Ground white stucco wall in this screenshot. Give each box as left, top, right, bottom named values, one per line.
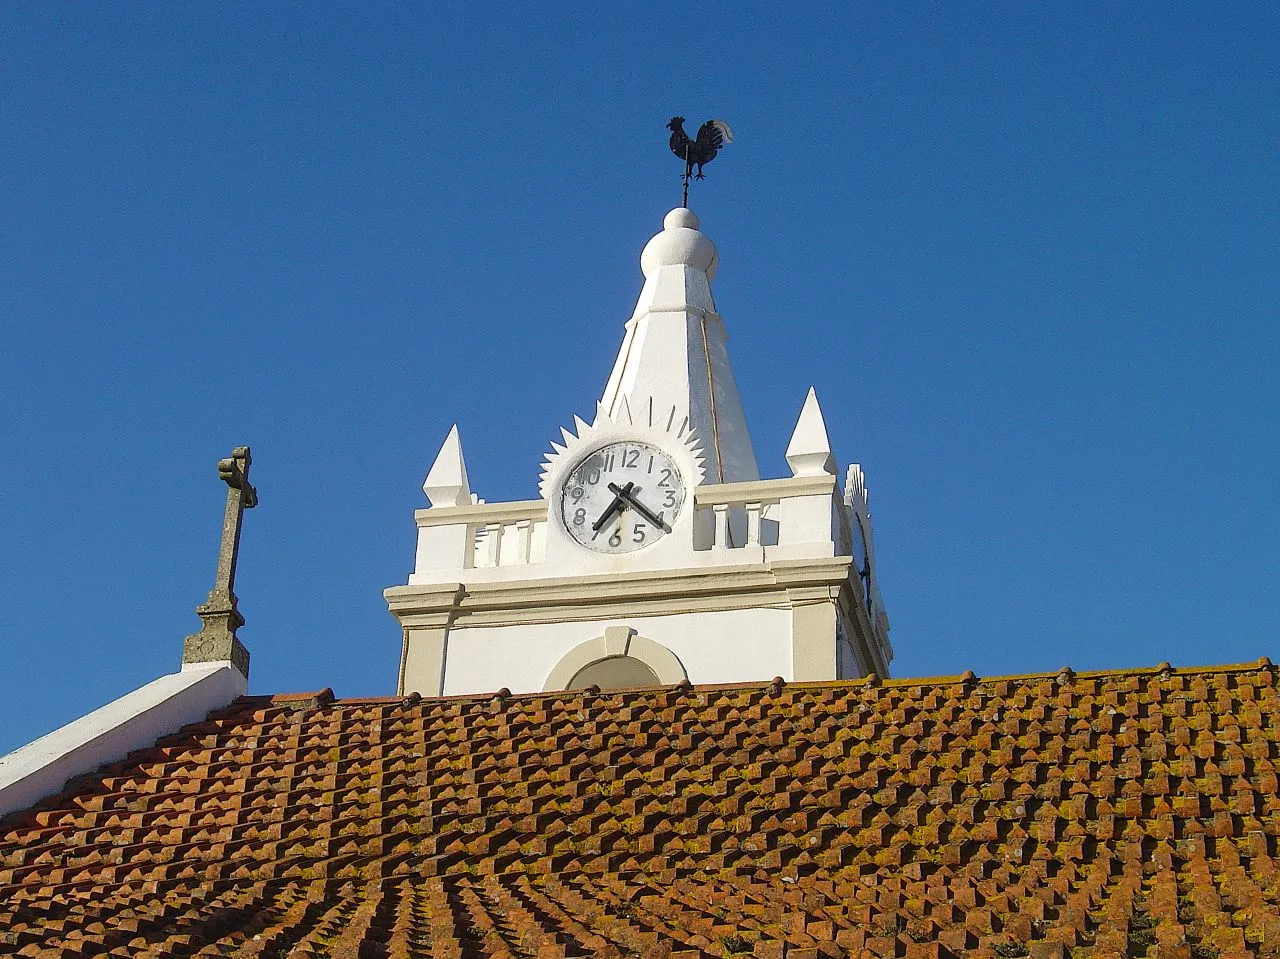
left=441, top=606, right=792, bottom=695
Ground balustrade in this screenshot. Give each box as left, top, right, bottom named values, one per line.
left=693, top=475, right=839, bottom=553
left=471, top=515, right=546, bottom=568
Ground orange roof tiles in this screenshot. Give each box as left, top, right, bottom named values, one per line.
left=2, top=661, right=1279, bottom=957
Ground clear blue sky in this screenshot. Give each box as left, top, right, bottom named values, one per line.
left=2, top=4, right=1277, bottom=754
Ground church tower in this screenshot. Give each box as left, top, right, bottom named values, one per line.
left=386, top=208, right=891, bottom=695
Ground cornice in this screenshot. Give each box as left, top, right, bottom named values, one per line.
left=385, top=556, right=856, bottom=629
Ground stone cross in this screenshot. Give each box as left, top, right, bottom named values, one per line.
left=182, top=446, right=257, bottom=678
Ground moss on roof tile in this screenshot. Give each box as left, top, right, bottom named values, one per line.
left=2, top=661, right=1278, bottom=955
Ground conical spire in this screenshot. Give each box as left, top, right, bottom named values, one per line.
left=785, top=388, right=836, bottom=477
left=422, top=425, right=471, bottom=507
left=599, top=209, right=758, bottom=484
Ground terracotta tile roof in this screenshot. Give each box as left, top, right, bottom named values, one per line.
left=2, top=661, right=1279, bottom=957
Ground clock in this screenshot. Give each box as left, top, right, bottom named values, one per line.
left=559, top=441, right=686, bottom=552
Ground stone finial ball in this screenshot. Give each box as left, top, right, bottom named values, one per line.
left=664, top=208, right=700, bottom=230
left=641, top=207, right=719, bottom=279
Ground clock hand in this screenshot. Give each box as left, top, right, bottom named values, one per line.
left=627, top=494, right=672, bottom=533
left=608, top=482, right=672, bottom=533
left=591, top=481, right=634, bottom=532
left=591, top=495, right=623, bottom=532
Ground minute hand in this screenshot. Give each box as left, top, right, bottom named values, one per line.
left=608, top=483, right=672, bottom=533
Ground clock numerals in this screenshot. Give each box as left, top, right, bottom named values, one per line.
left=560, top=442, right=685, bottom=553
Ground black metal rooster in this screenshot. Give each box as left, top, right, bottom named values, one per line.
left=667, top=117, right=733, bottom=205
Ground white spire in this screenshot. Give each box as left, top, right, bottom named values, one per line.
left=785, top=388, right=836, bottom=477
left=599, top=208, right=758, bottom=484
left=422, top=424, right=472, bottom=507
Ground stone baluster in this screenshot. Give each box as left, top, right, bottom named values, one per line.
left=745, top=502, right=763, bottom=547
left=515, top=519, right=533, bottom=564
left=484, top=523, right=503, bottom=567
left=713, top=503, right=730, bottom=550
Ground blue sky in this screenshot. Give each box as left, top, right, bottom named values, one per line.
left=2, top=4, right=1276, bottom=754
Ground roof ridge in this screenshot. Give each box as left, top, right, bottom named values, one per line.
left=229, top=657, right=1276, bottom=709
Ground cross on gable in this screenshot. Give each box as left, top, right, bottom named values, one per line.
left=219, top=447, right=257, bottom=507
left=211, top=447, right=257, bottom=600
left=182, top=445, right=258, bottom=678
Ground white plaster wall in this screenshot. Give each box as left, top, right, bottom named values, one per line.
left=603, top=309, right=758, bottom=487
left=441, top=606, right=793, bottom=695
left=698, top=313, right=758, bottom=484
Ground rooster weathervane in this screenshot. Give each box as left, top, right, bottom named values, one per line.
left=667, top=117, right=734, bottom=207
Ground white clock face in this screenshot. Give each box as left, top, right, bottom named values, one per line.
left=559, top=442, right=685, bottom=553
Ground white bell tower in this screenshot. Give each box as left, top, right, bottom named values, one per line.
left=386, top=208, right=891, bottom=696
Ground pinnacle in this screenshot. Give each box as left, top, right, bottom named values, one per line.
left=422, top=424, right=472, bottom=508
left=785, top=388, right=836, bottom=477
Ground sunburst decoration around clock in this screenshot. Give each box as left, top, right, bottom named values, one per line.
left=538, top=396, right=708, bottom=502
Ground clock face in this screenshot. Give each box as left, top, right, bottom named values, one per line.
left=559, top=441, right=686, bottom=552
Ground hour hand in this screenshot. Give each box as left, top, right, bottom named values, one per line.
left=608, top=482, right=671, bottom=533
left=592, top=482, right=633, bottom=531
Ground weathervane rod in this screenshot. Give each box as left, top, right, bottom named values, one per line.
left=682, top=145, right=691, bottom=208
